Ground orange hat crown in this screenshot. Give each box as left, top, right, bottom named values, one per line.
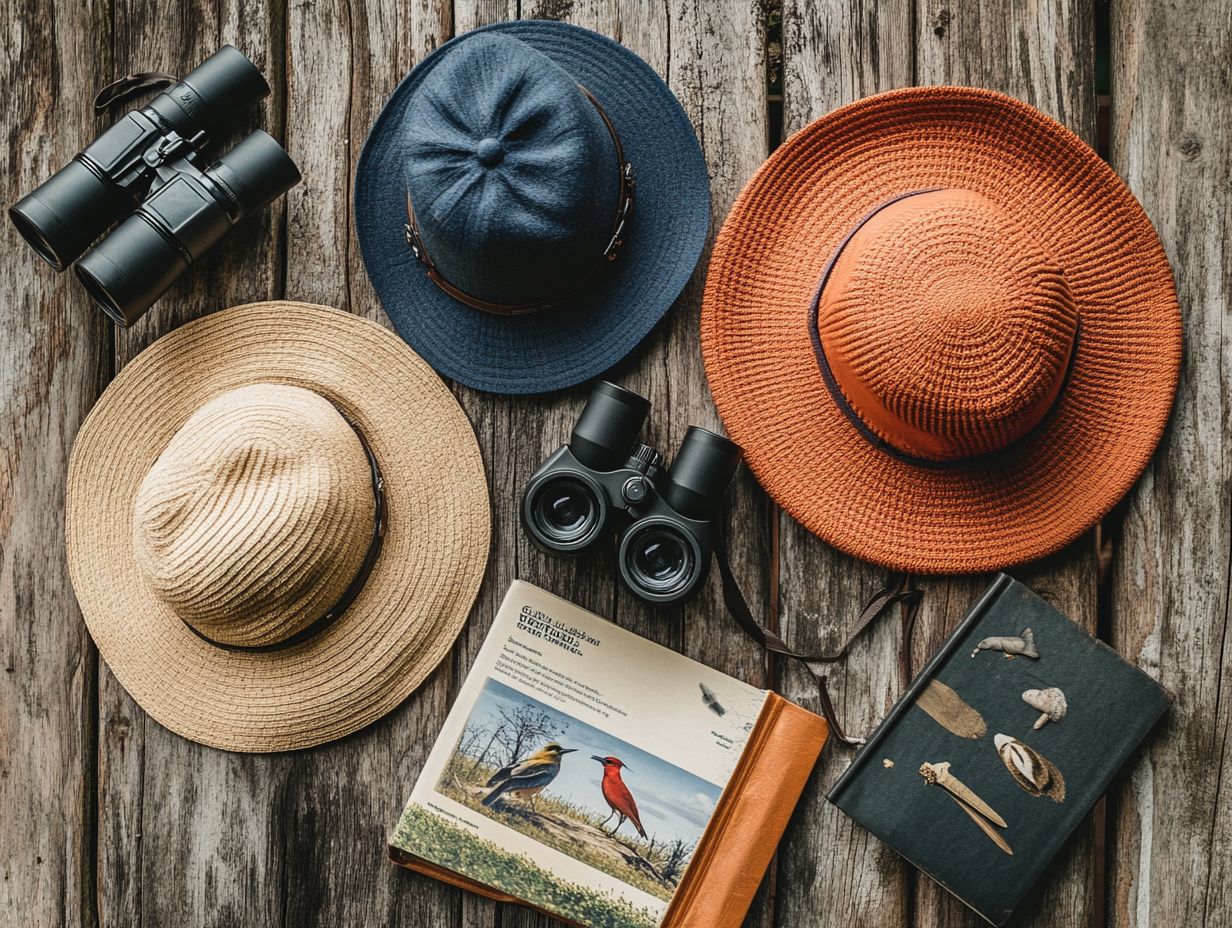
left=815, top=188, right=1080, bottom=464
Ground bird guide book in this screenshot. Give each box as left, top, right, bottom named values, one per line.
left=388, top=581, right=828, bottom=928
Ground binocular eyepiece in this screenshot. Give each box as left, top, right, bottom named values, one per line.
left=9, top=45, right=300, bottom=326
left=522, top=382, right=742, bottom=604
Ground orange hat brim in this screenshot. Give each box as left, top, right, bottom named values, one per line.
left=701, top=87, right=1181, bottom=574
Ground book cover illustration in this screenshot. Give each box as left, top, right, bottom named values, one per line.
left=827, top=574, right=1171, bottom=925
left=390, top=581, right=768, bottom=928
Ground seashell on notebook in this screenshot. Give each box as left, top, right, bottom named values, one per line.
left=994, top=734, right=1066, bottom=802
left=1021, top=687, right=1067, bottom=729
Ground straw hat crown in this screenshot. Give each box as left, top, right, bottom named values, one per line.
left=132, top=383, right=375, bottom=648
left=818, top=188, right=1079, bottom=462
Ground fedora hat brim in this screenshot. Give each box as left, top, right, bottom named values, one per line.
left=66, top=303, right=491, bottom=751
left=701, top=87, right=1182, bottom=574
left=354, top=21, right=711, bottom=395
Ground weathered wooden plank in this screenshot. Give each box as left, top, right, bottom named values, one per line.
left=776, top=2, right=1099, bottom=926
left=443, top=4, right=772, bottom=927
left=579, top=2, right=775, bottom=924
left=277, top=1, right=468, bottom=926
left=97, top=3, right=289, bottom=926
left=914, top=0, right=1097, bottom=130
left=911, top=3, right=1100, bottom=927
left=1107, top=1, right=1232, bottom=926
left=0, top=3, right=112, bottom=927
left=774, top=3, right=915, bottom=925
left=445, top=2, right=591, bottom=925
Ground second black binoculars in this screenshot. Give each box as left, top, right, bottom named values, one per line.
left=522, top=382, right=743, bottom=604
left=9, top=45, right=301, bottom=327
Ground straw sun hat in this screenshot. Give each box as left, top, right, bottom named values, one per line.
left=702, top=87, right=1182, bottom=574
left=65, top=302, right=490, bottom=751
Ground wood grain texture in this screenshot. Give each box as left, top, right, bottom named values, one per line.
left=776, top=2, right=1100, bottom=927
left=1107, top=0, right=1232, bottom=926
left=5, top=1, right=1221, bottom=926
left=0, top=3, right=112, bottom=927
left=97, top=4, right=289, bottom=927
left=911, top=3, right=1100, bottom=926
left=443, top=4, right=772, bottom=927
left=774, top=3, right=915, bottom=925
left=278, top=2, right=465, bottom=928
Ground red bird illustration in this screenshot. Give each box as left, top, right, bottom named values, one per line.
left=592, top=755, right=647, bottom=838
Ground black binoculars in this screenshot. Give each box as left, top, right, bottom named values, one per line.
left=522, top=382, right=743, bottom=604
left=9, top=45, right=301, bottom=327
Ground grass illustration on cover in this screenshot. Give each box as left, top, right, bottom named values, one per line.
left=389, top=580, right=780, bottom=928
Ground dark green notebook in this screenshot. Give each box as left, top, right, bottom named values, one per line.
left=828, top=574, right=1170, bottom=925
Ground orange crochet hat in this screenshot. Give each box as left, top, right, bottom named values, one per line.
left=701, top=87, right=1181, bottom=573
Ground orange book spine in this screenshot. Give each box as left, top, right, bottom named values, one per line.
left=661, top=693, right=829, bottom=928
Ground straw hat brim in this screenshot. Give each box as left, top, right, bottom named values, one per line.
left=701, top=87, right=1181, bottom=574
left=66, top=302, right=491, bottom=751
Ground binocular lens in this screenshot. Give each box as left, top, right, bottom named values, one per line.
left=531, top=478, right=602, bottom=546
left=622, top=524, right=698, bottom=599
left=9, top=160, right=131, bottom=271
left=662, top=426, right=742, bottom=520
left=176, top=45, right=270, bottom=131
left=570, top=382, right=651, bottom=471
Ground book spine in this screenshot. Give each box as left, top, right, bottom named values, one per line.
left=662, top=693, right=829, bottom=928
left=827, top=572, right=1014, bottom=804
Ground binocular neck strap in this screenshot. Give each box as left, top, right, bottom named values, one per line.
left=94, top=71, right=178, bottom=114
left=713, top=542, right=923, bottom=747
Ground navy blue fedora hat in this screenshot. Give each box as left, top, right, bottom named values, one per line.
left=354, top=21, right=710, bottom=394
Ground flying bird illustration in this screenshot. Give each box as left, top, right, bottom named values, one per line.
left=481, top=742, right=576, bottom=810
left=699, top=681, right=726, bottom=716
left=592, top=755, right=647, bottom=839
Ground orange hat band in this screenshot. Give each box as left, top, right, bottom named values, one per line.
left=808, top=189, right=1082, bottom=471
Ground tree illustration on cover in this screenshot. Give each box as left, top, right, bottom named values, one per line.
left=592, top=755, right=648, bottom=838
left=482, top=741, right=577, bottom=811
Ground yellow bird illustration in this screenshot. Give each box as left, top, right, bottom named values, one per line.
left=481, top=742, right=576, bottom=811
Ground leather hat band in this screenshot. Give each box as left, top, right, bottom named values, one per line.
left=808, top=189, right=1081, bottom=471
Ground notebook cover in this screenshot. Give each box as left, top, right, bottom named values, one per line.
left=827, top=574, right=1171, bottom=925
left=388, top=581, right=827, bottom=928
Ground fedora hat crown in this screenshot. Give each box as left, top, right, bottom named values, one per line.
left=131, top=383, right=376, bottom=648
left=818, top=188, right=1080, bottom=463
left=403, top=32, right=622, bottom=306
